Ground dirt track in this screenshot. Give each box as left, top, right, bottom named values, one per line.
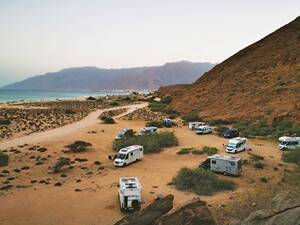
left=0, top=104, right=288, bottom=225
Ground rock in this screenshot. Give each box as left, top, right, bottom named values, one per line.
left=155, top=198, right=217, bottom=225
left=114, top=195, right=174, bottom=225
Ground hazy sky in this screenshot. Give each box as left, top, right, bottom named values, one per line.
left=0, top=0, right=299, bottom=86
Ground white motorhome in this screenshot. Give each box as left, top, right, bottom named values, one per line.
left=226, top=137, right=247, bottom=154
left=138, top=126, right=158, bottom=135
left=278, top=136, right=300, bottom=151
left=195, top=125, right=213, bottom=135
left=115, top=128, right=134, bottom=139
left=200, top=154, right=242, bottom=176
left=114, top=145, right=144, bottom=167
left=118, top=177, right=142, bottom=211
left=188, top=122, right=206, bottom=130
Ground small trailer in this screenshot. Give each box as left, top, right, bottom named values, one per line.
left=226, top=137, right=247, bottom=154
left=278, top=136, right=300, bottom=150
left=138, top=126, right=158, bottom=135
left=188, top=122, right=206, bottom=130
left=114, top=145, right=144, bottom=167
left=115, top=128, right=134, bottom=139
left=195, top=125, right=213, bottom=135
left=200, top=154, right=242, bottom=176
left=118, top=177, right=142, bottom=211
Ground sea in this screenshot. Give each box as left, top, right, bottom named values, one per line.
left=0, top=90, right=133, bottom=103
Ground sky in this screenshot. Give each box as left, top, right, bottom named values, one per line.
left=0, top=0, right=299, bottom=86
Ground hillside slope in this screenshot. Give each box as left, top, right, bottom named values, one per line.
left=159, top=17, right=300, bottom=122
left=2, top=61, right=214, bottom=91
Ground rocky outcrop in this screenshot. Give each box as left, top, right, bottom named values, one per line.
left=232, top=192, right=300, bottom=225
left=114, top=195, right=217, bottom=225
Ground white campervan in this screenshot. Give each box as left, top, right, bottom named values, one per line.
left=200, top=154, right=242, bottom=176
left=278, top=136, right=300, bottom=151
left=226, top=137, right=247, bottom=154
left=138, top=127, right=158, bottom=135
left=188, top=122, right=206, bottom=130
left=195, top=125, right=213, bottom=135
left=114, top=145, right=144, bottom=167
left=118, top=177, right=142, bottom=211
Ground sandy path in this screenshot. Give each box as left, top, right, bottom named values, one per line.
left=0, top=103, right=147, bottom=149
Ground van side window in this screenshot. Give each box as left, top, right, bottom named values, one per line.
left=212, top=160, right=216, bottom=164
left=230, top=162, right=235, bottom=166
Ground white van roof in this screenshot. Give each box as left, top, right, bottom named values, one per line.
left=119, top=145, right=143, bottom=154
left=119, top=177, right=141, bottom=190
left=279, top=136, right=300, bottom=142
left=229, top=137, right=247, bottom=144
left=141, top=126, right=157, bottom=131
left=208, top=154, right=241, bottom=162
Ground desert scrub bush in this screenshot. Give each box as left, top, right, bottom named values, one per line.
left=52, top=158, right=70, bottom=173
left=65, top=141, right=92, bottom=153
left=0, top=151, right=9, bottom=167
left=282, top=149, right=300, bottom=165
left=0, top=119, right=11, bottom=126
left=201, top=146, right=218, bottom=156
left=181, top=111, right=200, bottom=123
left=215, top=126, right=229, bottom=136
left=100, top=116, right=115, bottom=124
left=86, top=96, right=96, bottom=101
left=65, top=109, right=75, bottom=114
left=109, top=101, right=120, bottom=106
left=113, top=131, right=178, bottom=153
left=149, top=102, right=167, bottom=112
left=177, top=148, right=194, bottom=155
left=255, top=162, right=265, bottom=169
left=160, top=96, right=172, bottom=104
left=248, top=153, right=264, bottom=162
left=146, top=120, right=165, bottom=128
left=172, top=167, right=235, bottom=196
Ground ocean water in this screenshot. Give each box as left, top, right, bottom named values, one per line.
left=0, top=90, right=132, bottom=103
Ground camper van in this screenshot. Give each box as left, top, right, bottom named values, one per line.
left=138, top=126, right=157, bottom=135
left=115, top=128, right=134, bottom=139
left=278, top=136, right=300, bottom=151
left=200, top=154, right=242, bottom=176
left=118, top=177, right=142, bottom=211
left=226, top=137, right=247, bottom=154
left=195, top=125, right=213, bottom=135
left=114, top=145, right=144, bottom=167
left=188, top=122, right=206, bottom=130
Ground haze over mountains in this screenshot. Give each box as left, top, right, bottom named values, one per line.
left=159, top=16, right=300, bottom=122
left=2, top=61, right=214, bottom=91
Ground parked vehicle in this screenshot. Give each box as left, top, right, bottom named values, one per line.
left=114, top=145, right=144, bottom=167
left=115, top=128, right=134, bottom=139
left=138, top=126, right=158, bottom=135
left=223, top=129, right=239, bottom=138
left=226, top=137, right=247, bottom=153
left=195, top=125, right=212, bottom=135
left=164, top=118, right=173, bottom=127
left=199, top=154, right=242, bottom=176
left=278, top=136, right=300, bottom=151
left=188, top=122, right=206, bottom=130
left=118, top=177, right=142, bottom=211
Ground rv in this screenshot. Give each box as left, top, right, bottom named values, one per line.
left=195, top=125, right=213, bottom=135
left=164, top=118, right=173, bottom=127
left=200, top=154, right=242, bottom=176
left=278, top=136, right=300, bottom=151
left=138, top=126, right=157, bottom=135
left=115, top=128, right=134, bottom=139
left=118, top=177, right=142, bottom=211
left=226, top=137, right=247, bottom=153
left=188, top=122, right=206, bottom=130
left=114, top=145, right=144, bottom=167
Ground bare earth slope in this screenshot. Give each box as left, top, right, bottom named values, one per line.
left=159, top=17, right=300, bottom=122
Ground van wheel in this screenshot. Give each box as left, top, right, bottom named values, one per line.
left=123, top=163, right=126, bottom=167
left=223, top=171, right=228, bottom=176
left=235, top=150, right=237, bottom=154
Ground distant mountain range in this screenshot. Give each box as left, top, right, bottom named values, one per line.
left=2, top=61, right=215, bottom=91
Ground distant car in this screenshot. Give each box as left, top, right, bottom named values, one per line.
left=195, top=125, right=212, bottom=135
left=115, top=128, right=134, bottom=139
left=223, top=129, right=239, bottom=138
left=164, top=118, right=173, bottom=127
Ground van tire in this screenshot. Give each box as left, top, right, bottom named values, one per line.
left=223, top=171, right=228, bottom=176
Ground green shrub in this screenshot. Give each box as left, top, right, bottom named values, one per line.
left=146, top=120, right=165, bottom=128
left=260, top=177, right=268, bottom=183
left=181, top=111, right=200, bottom=123
left=110, top=101, right=120, bottom=106
left=255, top=162, right=265, bottom=169
left=149, top=102, right=167, bottom=112
left=100, top=116, right=115, bottom=124
left=0, top=119, right=11, bottom=126
left=282, top=149, right=300, bottom=165
left=160, top=96, right=172, bottom=104
left=113, top=131, right=178, bottom=153
left=65, top=109, right=75, bottom=114
left=249, top=153, right=264, bottom=162
left=65, top=141, right=92, bottom=153
left=0, top=152, right=9, bottom=167
left=52, top=158, right=70, bottom=173
left=172, top=167, right=235, bottom=196
left=191, top=149, right=204, bottom=155
left=201, top=146, right=218, bottom=156
left=177, top=148, right=193, bottom=155
left=215, top=126, right=229, bottom=136
left=86, top=96, right=96, bottom=101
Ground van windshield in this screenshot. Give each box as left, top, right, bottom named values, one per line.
left=117, top=153, right=126, bottom=160
left=228, top=143, right=237, bottom=148
left=280, top=141, right=288, bottom=145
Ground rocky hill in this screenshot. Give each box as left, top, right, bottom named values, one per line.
left=158, top=17, right=300, bottom=122
left=1, top=61, right=214, bottom=91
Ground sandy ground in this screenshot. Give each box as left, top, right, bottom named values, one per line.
left=0, top=103, right=289, bottom=225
